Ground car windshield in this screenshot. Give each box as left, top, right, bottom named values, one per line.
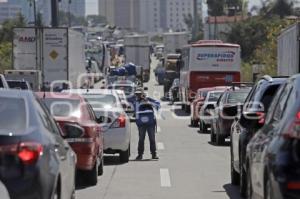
left=111, top=86, right=134, bottom=96
left=42, top=98, right=81, bottom=117
left=227, top=92, right=249, bottom=104
left=0, top=97, right=27, bottom=134
left=7, top=81, right=28, bottom=90
left=199, top=91, right=208, bottom=98
left=208, top=92, right=222, bottom=102
left=83, top=94, right=117, bottom=109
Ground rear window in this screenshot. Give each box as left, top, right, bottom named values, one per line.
left=208, top=92, right=222, bottom=102
left=199, top=91, right=208, bottom=98
left=0, top=97, right=27, bottom=134
left=7, top=81, right=29, bottom=90
left=83, top=94, right=117, bottom=109
left=227, top=92, right=249, bottom=104
left=42, top=98, right=81, bottom=117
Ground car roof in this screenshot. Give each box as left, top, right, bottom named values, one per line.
left=0, top=89, right=34, bottom=98
left=36, top=92, right=84, bottom=100
left=63, top=89, right=117, bottom=95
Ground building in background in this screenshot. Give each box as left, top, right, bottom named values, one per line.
left=59, top=0, right=86, bottom=17
left=98, top=0, right=203, bottom=33
left=0, top=1, right=21, bottom=23
left=3, top=0, right=51, bottom=26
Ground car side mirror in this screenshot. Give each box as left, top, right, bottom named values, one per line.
left=223, top=104, right=243, bottom=118
left=240, top=111, right=265, bottom=129
left=64, top=124, right=84, bottom=138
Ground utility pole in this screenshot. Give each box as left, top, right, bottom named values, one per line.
left=51, top=0, right=59, bottom=27
left=28, top=0, right=37, bottom=26
left=68, top=0, right=72, bottom=27
left=192, top=0, right=199, bottom=41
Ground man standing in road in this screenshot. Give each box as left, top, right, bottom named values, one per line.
left=134, top=89, right=160, bottom=160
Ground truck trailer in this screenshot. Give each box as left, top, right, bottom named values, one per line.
left=12, top=27, right=86, bottom=90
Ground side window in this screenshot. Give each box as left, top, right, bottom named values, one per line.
left=244, top=85, right=257, bottom=108
left=273, top=85, right=292, bottom=121
left=86, top=102, right=96, bottom=121
left=264, top=84, right=286, bottom=123
left=35, top=98, right=60, bottom=135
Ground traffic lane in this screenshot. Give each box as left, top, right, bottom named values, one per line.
left=154, top=104, right=242, bottom=199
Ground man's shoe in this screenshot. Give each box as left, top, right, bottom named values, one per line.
left=135, top=155, right=143, bottom=160
left=152, top=154, right=159, bottom=160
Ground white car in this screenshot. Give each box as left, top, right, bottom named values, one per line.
left=64, top=89, right=131, bottom=163
left=0, top=181, right=10, bottom=199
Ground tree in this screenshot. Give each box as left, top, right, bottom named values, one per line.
left=0, top=42, right=12, bottom=73
left=207, top=0, right=226, bottom=16
left=183, top=13, right=203, bottom=40
left=0, top=13, right=26, bottom=42
left=259, top=0, right=294, bottom=18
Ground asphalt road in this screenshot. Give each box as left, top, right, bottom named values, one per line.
left=76, top=58, right=242, bottom=199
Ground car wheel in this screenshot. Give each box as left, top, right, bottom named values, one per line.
left=264, top=174, right=272, bottom=199
left=120, top=146, right=130, bottom=163
left=231, top=144, right=240, bottom=185
left=216, top=124, right=225, bottom=146
left=86, top=162, right=98, bottom=186
left=210, top=127, right=216, bottom=142
left=246, top=164, right=253, bottom=199
left=53, top=182, right=60, bottom=199
left=190, top=119, right=197, bottom=127
left=240, top=161, right=247, bottom=197
left=98, top=157, right=104, bottom=176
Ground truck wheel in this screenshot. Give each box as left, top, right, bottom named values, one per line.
left=216, top=134, right=225, bottom=146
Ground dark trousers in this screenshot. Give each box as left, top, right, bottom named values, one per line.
left=137, top=124, right=157, bottom=155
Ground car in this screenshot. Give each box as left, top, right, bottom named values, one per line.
left=246, top=74, right=300, bottom=199
left=190, top=86, right=228, bottom=127
left=210, top=88, right=251, bottom=145
left=108, top=81, right=137, bottom=106
left=198, top=90, right=225, bottom=133
left=0, top=74, right=9, bottom=89
left=168, top=78, right=180, bottom=104
left=230, top=75, right=287, bottom=197
left=6, top=80, right=31, bottom=90
left=64, top=89, right=131, bottom=163
left=0, top=181, right=10, bottom=199
left=0, top=90, right=76, bottom=199
left=37, top=92, right=104, bottom=186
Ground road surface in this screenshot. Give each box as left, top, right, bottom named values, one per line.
left=76, top=58, right=242, bottom=199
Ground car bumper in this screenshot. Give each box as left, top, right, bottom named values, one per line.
left=104, top=127, right=130, bottom=152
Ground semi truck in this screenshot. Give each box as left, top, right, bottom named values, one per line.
left=124, top=35, right=151, bottom=82
left=12, top=27, right=86, bottom=90
left=180, top=40, right=241, bottom=112
left=277, top=22, right=300, bottom=76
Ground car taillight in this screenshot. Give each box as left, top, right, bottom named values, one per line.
left=18, top=142, right=43, bottom=165
left=282, top=112, right=300, bottom=139
left=256, top=112, right=265, bottom=124
left=287, top=182, right=300, bottom=190
left=0, top=142, right=43, bottom=165
left=111, top=115, right=126, bottom=128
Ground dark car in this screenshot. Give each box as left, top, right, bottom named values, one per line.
left=246, top=74, right=300, bottom=199
left=168, top=78, right=180, bottom=104
left=37, top=92, right=104, bottom=186
left=0, top=74, right=9, bottom=89
left=230, top=75, right=287, bottom=197
left=0, top=90, right=76, bottom=199
left=7, top=80, right=31, bottom=90
left=211, top=88, right=250, bottom=145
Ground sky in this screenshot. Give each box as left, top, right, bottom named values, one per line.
left=85, top=0, right=263, bottom=16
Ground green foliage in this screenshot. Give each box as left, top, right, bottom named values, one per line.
left=0, top=42, right=12, bottom=73
left=207, top=0, right=226, bottom=16
left=0, top=13, right=26, bottom=42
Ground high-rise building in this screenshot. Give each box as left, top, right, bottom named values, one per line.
left=0, top=1, right=21, bottom=23
left=98, top=0, right=203, bottom=33
left=59, top=0, right=86, bottom=17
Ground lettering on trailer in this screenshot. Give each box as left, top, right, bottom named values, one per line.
left=18, top=36, right=36, bottom=42
left=197, top=51, right=235, bottom=62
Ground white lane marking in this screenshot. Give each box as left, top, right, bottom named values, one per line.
left=160, top=168, right=171, bottom=187
left=157, top=142, right=165, bottom=150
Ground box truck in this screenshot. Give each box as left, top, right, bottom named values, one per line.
left=163, top=32, right=189, bottom=57
left=277, top=22, right=300, bottom=76
left=12, top=27, right=86, bottom=90
left=124, top=35, right=151, bottom=82
left=180, top=40, right=241, bottom=112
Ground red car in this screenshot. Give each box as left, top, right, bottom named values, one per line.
left=190, top=87, right=228, bottom=127
left=36, top=92, right=104, bottom=186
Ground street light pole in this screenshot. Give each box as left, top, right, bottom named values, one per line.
left=68, top=0, right=72, bottom=27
